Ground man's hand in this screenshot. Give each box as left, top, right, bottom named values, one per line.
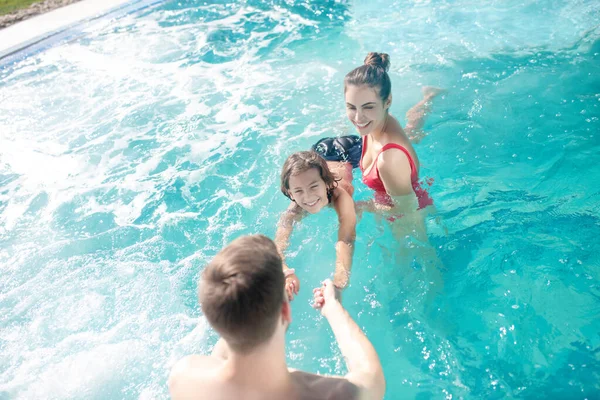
left=312, top=279, right=339, bottom=314
left=284, top=268, right=300, bottom=301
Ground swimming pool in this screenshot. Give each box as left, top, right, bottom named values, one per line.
left=1, top=0, right=599, bottom=398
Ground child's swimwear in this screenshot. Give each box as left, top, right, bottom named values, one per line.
left=312, top=135, right=362, bottom=168
left=360, top=136, right=433, bottom=210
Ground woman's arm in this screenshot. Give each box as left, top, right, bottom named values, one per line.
left=378, top=149, right=414, bottom=197
left=332, top=187, right=357, bottom=290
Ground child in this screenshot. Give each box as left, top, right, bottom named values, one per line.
left=275, top=151, right=356, bottom=300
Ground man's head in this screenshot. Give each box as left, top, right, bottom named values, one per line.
left=199, top=234, right=288, bottom=353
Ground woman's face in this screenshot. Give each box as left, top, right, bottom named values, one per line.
left=345, top=84, right=390, bottom=136
left=287, top=168, right=328, bottom=214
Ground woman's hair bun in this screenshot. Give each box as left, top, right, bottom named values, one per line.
left=364, top=52, right=390, bottom=72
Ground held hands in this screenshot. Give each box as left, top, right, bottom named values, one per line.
left=284, top=268, right=300, bottom=301
left=312, top=279, right=340, bottom=315
left=284, top=269, right=343, bottom=305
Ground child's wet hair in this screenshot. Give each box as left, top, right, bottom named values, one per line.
left=280, top=151, right=338, bottom=201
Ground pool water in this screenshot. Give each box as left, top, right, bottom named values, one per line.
left=1, top=0, right=599, bottom=398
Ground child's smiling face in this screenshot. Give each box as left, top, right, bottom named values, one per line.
left=288, top=168, right=328, bottom=213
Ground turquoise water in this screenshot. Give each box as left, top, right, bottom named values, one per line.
left=1, top=0, right=599, bottom=398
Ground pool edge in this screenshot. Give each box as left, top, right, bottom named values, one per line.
left=0, top=0, right=166, bottom=62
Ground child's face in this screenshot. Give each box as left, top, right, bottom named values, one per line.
left=288, top=168, right=328, bottom=214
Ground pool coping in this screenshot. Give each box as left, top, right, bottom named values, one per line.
left=0, top=0, right=165, bottom=62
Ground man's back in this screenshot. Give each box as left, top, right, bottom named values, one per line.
left=169, top=355, right=361, bottom=400
left=171, top=235, right=385, bottom=400
left=290, top=370, right=360, bottom=400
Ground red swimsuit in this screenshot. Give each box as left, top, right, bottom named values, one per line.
left=359, top=135, right=433, bottom=209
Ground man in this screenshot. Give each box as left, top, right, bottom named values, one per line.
left=168, top=234, right=385, bottom=400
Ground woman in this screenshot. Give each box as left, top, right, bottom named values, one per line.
left=344, top=52, right=445, bottom=303
left=344, top=52, right=442, bottom=212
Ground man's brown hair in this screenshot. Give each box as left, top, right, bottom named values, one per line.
left=199, top=234, right=285, bottom=353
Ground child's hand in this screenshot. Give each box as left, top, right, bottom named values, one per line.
left=284, top=268, right=300, bottom=301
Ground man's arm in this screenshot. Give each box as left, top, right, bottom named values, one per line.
left=168, top=340, right=228, bottom=399
left=168, top=355, right=213, bottom=400
left=332, top=188, right=357, bottom=290
left=314, top=280, right=386, bottom=400
left=168, top=356, right=190, bottom=398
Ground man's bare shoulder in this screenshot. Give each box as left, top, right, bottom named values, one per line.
left=290, top=370, right=360, bottom=400
left=169, top=355, right=222, bottom=399
left=172, top=354, right=220, bottom=374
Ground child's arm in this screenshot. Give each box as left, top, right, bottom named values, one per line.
left=332, top=187, right=357, bottom=290
left=275, top=203, right=304, bottom=299
left=275, top=202, right=303, bottom=267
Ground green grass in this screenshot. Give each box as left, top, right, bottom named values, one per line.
left=0, top=0, right=42, bottom=16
